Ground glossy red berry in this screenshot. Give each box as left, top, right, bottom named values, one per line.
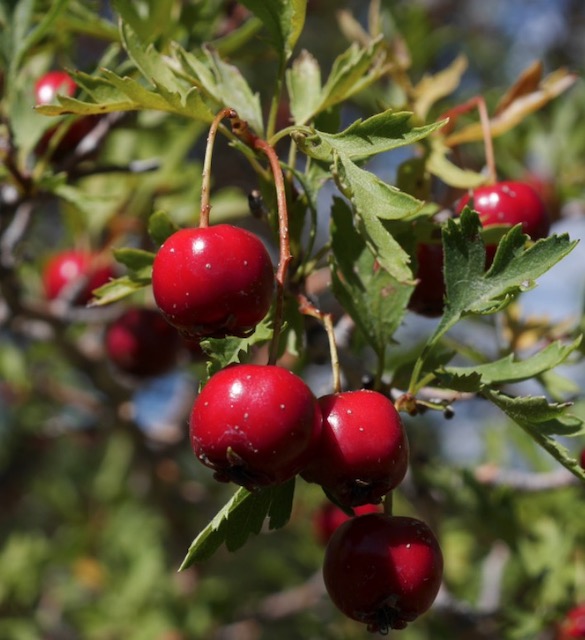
left=43, top=250, right=114, bottom=305
left=312, top=501, right=382, bottom=546
left=301, top=390, right=409, bottom=507
left=457, top=181, right=550, bottom=241
left=408, top=242, right=445, bottom=317
left=190, top=364, right=322, bottom=489
left=557, top=604, right=585, bottom=639
left=34, top=71, right=97, bottom=160
left=35, top=71, right=77, bottom=105
left=105, top=307, right=182, bottom=377
left=152, top=225, right=274, bottom=339
left=323, top=513, right=443, bottom=632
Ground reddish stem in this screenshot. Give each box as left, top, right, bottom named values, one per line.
left=229, top=113, right=292, bottom=365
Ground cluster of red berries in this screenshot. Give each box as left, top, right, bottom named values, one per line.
left=409, top=180, right=551, bottom=317
left=35, top=68, right=445, bottom=631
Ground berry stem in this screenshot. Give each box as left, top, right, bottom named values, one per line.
left=297, top=294, right=342, bottom=393
left=476, top=96, right=497, bottom=185
left=438, top=95, right=497, bottom=184
left=229, top=112, right=292, bottom=365
left=200, top=108, right=237, bottom=228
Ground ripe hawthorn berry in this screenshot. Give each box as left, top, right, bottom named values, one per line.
left=34, top=70, right=98, bottom=160
left=152, top=225, right=274, bottom=339
left=323, top=513, right=443, bottom=632
left=105, top=307, right=182, bottom=377
left=312, top=501, right=382, bottom=546
left=301, top=390, right=409, bottom=508
left=190, top=364, right=322, bottom=490
left=557, top=604, right=585, bottom=639
left=457, top=181, right=551, bottom=242
left=43, top=250, right=114, bottom=305
left=408, top=242, right=445, bottom=317
left=579, top=448, right=585, bottom=470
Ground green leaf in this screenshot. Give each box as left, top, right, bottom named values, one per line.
left=295, top=111, right=445, bottom=162
left=90, top=274, right=151, bottom=306
left=239, top=0, right=307, bottom=61
left=332, top=153, right=423, bottom=283
left=330, top=198, right=412, bottom=355
left=112, top=248, right=155, bottom=272
left=111, top=0, right=175, bottom=43
left=439, top=337, right=582, bottom=389
left=119, top=19, right=179, bottom=91
left=313, top=37, right=388, bottom=119
left=172, top=45, right=263, bottom=134
left=35, top=68, right=212, bottom=121
left=427, top=140, right=488, bottom=189
left=180, top=480, right=295, bottom=569
left=202, top=316, right=274, bottom=377
left=148, top=210, right=179, bottom=246
left=6, top=0, right=69, bottom=89
left=409, top=209, right=577, bottom=392
left=286, top=50, right=322, bottom=125
left=483, top=389, right=585, bottom=481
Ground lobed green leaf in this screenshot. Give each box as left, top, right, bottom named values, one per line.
left=296, top=111, right=445, bottom=162
left=239, top=0, right=306, bottom=62
left=180, top=479, right=295, bottom=569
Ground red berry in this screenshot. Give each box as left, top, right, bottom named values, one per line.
left=312, top=501, right=382, bottom=546
left=190, top=364, right=322, bottom=489
left=579, top=448, right=585, bottom=471
left=35, top=71, right=77, bottom=105
left=408, top=242, right=445, bottom=317
left=34, top=70, right=98, bottom=160
left=105, top=307, right=181, bottom=377
left=152, top=225, right=274, bottom=339
left=43, top=250, right=114, bottom=305
left=558, top=604, right=585, bottom=639
left=301, top=390, right=409, bottom=507
left=323, top=513, right=443, bottom=632
left=457, top=181, right=550, bottom=241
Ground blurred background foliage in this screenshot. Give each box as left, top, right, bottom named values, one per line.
left=1, top=1, right=585, bottom=639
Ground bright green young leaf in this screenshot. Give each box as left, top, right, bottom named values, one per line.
left=148, top=210, right=180, bottom=247
left=330, top=198, right=413, bottom=357
left=172, top=45, right=263, bottom=134
left=483, top=389, right=585, bottom=481
left=179, top=479, right=295, bottom=569
left=112, top=248, right=155, bottom=272
left=295, top=111, right=445, bottom=162
left=119, top=20, right=179, bottom=91
left=439, top=337, right=582, bottom=389
left=332, top=153, right=423, bottom=283
left=90, top=274, right=151, bottom=306
left=239, top=0, right=307, bottom=61
left=313, top=37, right=388, bottom=120
left=286, top=50, right=322, bottom=125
